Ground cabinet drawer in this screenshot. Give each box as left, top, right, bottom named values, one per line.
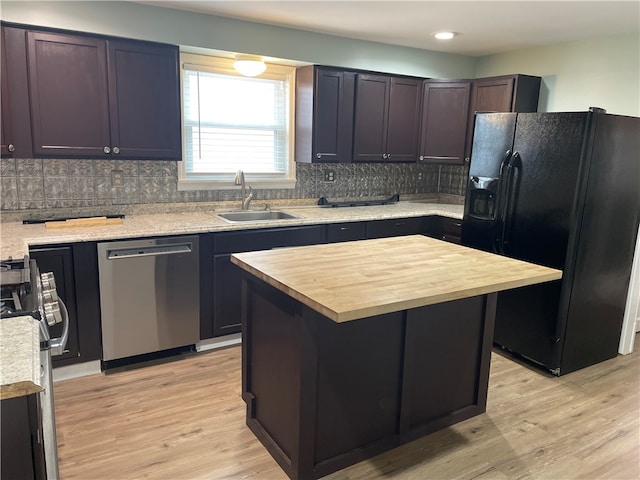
left=327, top=222, right=367, bottom=243
left=366, top=217, right=426, bottom=239
left=213, top=225, right=324, bottom=253
left=440, top=217, right=463, bottom=244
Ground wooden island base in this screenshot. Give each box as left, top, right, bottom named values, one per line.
left=241, top=275, right=496, bottom=480
left=233, top=235, right=561, bottom=480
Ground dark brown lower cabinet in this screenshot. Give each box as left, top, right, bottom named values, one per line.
left=326, top=222, right=367, bottom=243
left=29, top=243, right=102, bottom=367
left=365, top=216, right=428, bottom=238
left=1, top=394, right=46, bottom=480
left=202, top=216, right=461, bottom=340
left=437, top=216, right=463, bottom=244
left=205, top=226, right=325, bottom=338
left=241, top=274, right=496, bottom=480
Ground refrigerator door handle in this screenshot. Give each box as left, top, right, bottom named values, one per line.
left=500, top=151, right=521, bottom=253
left=494, top=150, right=513, bottom=253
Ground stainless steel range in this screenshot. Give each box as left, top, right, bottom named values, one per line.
left=0, top=256, right=68, bottom=480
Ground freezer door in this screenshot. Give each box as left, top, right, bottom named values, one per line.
left=467, top=113, right=516, bottom=178
left=461, top=175, right=502, bottom=252
left=461, top=113, right=516, bottom=251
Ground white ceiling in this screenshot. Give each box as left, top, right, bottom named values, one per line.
left=135, top=1, right=640, bottom=56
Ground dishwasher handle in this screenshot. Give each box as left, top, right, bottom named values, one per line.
left=106, top=243, right=193, bottom=260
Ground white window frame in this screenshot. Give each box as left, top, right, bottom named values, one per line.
left=178, top=52, right=297, bottom=191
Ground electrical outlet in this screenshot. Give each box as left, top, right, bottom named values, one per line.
left=323, top=169, right=336, bottom=182
left=417, top=172, right=423, bottom=181
left=111, top=169, right=124, bottom=188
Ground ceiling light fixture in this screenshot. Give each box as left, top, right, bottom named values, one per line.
left=434, top=31, right=456, bottom=40
left=233, top=54, right=266, bottom=77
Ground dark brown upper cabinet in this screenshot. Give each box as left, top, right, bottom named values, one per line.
left=1, top=28, right=13, bottom=157
left=27, top=31, right=111, bottom=158
left=295, top=65, right=355, bottom=163
left=1, top=25, right=33, bottom=158
left=353, top=74, right=422, bottom=162
left=465, top=74, right=541, bottom=160
left=107, top=40, right=181, bottom=160
left=25, top=29, right=181, bottom=160
left=418, top=80, right=471, bottom=165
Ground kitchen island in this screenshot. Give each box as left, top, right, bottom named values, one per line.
left=231, top=235, right=562, bottom=480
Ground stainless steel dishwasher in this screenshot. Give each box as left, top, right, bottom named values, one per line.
left=97, top=236, right=199, bottom=362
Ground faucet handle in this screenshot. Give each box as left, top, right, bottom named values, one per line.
left=242, top=185, right=253, bottom=209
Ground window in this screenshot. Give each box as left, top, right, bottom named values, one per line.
left=178, top=53, right=296, bottom=190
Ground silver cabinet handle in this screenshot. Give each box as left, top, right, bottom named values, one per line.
left=49, top=298, right=69, bottom=357
left=387, top=153, right=391, bottom=159
left=103, top=146, right=110, bottom=154
left=8, top=144, right=15, bottom=152
left=382, top=153, right=388, bottom=159
left=113, top=146, right=120, bottom=154
left=316, top=153, right=322, bottom=159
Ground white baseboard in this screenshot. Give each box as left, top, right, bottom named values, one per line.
left=53, top=360, right=102, bottom=382
left=196, top=333, right=242, bottom=352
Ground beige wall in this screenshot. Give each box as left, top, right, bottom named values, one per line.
left=0, top=0, right=475, bottom=79
left=475, top=33, right=640, bottom=116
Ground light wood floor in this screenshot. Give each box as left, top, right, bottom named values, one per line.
left=54, top=337, right=640, bottom=480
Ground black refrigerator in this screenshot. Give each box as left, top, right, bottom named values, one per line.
left=461, top=108, right=640, bottom=375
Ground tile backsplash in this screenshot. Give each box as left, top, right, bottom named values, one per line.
left=0, top=158, right=468, bottom=212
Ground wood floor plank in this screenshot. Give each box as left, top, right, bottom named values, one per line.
left=54, top=336, right=640, bottom=479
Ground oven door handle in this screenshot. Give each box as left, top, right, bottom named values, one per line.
left=49, top=298, right=69, bottom=357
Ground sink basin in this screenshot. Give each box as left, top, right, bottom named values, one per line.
left=217, top=210, right=302, bottom=223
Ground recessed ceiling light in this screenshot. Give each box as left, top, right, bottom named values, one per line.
left=434, top=32, right=456, bottom=40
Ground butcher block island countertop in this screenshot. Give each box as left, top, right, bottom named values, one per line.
left=230, top=234, right=562, bottom=323
left=232, top=235, right=562, bottom=480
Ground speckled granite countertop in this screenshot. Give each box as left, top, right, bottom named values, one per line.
left=1, top=202, right=464, bottom=259
left=0, top=316, right=42, bottom=400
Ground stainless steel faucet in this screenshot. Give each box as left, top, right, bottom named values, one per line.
left=234, top=170, right=253, bottom=210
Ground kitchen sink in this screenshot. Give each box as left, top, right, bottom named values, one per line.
left=217, top=210, right=302, bottom=223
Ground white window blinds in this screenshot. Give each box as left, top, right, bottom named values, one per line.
left=179, top=54, right=296, bottom=190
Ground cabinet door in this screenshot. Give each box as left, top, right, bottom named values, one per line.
left=465, top=75, right=516, bottom=163
left=1, top=394, right=46, bottom=480
left=353, top=74, right=390, bottom=162
left=440, top=217, right=463, bottom=244
left=419, top=81, right=470, bottom=165
left=107, top=40, right=181, bottom=160
left=312, top=68, right=355, bottom=163
left=29, top=246, right=80, bottom=366
left=213, top=253, right=243, bottom=336
left=470, top=76, right=515, bottom=114
left=1, top=27, right=13, bottom=157
left=27, top=32, right=111, bottom=158
left=211, top=226, right=324, bottom=338
left=386, top=77, right=422, bottom=162
left=1, top=26, right=32, bottom=158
